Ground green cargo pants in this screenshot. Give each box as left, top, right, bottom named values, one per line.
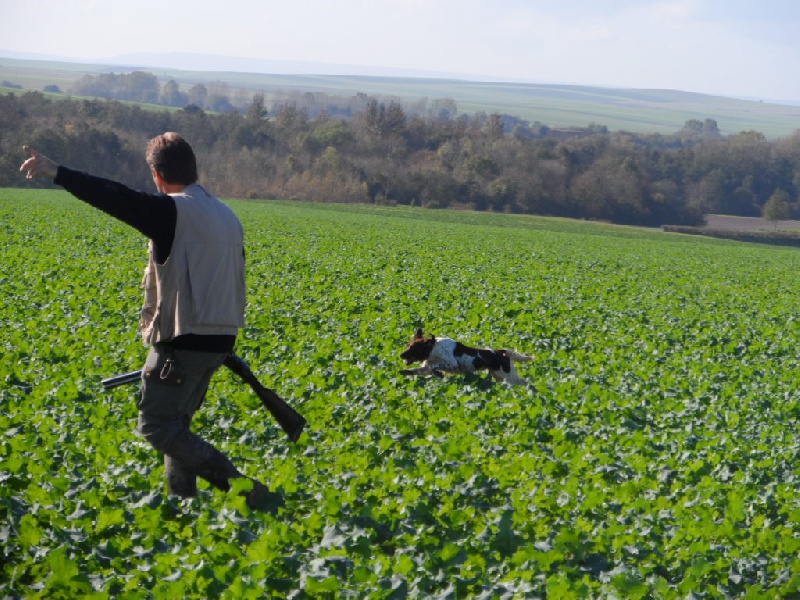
left=137, top=344, right=242, bottom=497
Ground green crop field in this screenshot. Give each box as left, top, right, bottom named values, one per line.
left=2, top=189, right=800, bottom=598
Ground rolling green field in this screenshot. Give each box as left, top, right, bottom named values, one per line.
left=2, top=189, right=800, bottom=598
left=2, top=56, right=800, bottom=138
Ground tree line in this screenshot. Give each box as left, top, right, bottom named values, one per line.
left=2, top=88, right=799, bottom=227
left=68, top=70, right=460, bottom=120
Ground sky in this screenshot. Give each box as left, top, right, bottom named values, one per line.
left=1, top=0, right=799, bottom=102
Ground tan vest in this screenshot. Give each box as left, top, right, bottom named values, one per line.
left=140, top=185, right=245, bottom=345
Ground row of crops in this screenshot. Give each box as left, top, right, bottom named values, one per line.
left=2, top=189, right=800, bottom=598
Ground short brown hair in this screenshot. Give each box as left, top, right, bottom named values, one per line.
left=146, top=132, right=198, bottom=185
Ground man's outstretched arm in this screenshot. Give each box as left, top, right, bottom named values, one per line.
left=20, top=145, right=177, bottom=261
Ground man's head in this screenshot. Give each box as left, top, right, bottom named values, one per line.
left=146, top=132, right=197, bottom=188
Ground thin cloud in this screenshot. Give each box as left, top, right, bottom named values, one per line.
left=0, top=0, right=798, bottom=101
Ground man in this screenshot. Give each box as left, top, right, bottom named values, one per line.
left=20, top=134, right=274, bottom=510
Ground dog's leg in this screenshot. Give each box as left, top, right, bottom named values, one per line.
left=400, top=363, right=446, bottom=378
left=498, top=352, right=532, bottom=385
left=400, top=366, right=428, bottom=377
left=492, top=366, right=527, bottom=385
left=504, top=370, right=528, bottom=385
left=400, top=362, right=445, bottom=378
left=426, top=362, right=451, bottom=378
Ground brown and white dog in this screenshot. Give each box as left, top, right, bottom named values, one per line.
left=400, top=328, right=533, bottom=385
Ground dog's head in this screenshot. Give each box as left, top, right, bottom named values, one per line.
left=400, top=328, right=436, bottom=365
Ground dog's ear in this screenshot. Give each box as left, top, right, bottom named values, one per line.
left=414, top=327, right=424, bottom=340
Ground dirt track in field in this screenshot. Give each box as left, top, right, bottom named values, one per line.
left=704, top=214, right=800, bottom=232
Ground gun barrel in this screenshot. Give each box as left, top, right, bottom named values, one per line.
left=102, top=370, right=142, bottom=390
left=101, top=354, right=306, bottom=443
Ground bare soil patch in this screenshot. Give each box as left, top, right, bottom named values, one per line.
left=704, top=214, right=800, bottom=232
left=663, top=215, right=800, bottom=247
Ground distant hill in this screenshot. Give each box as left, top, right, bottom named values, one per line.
left=1, top=55, right=799, bottom=138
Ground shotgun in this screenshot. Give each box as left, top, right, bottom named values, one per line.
left=102, top=352, right=307, bottom=443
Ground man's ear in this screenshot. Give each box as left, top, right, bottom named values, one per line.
left=151, top=167, right=166, bottom=191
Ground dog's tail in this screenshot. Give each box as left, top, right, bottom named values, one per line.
left=502, top=350, right=534, bottom=363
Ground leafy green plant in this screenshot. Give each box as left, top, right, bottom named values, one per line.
left=2, top=190, right=800, bottom=598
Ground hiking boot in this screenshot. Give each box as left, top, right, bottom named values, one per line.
left=244, top=479, right=285, bottom=513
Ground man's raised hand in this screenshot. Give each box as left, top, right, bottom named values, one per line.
left=20, top=146, right=58, bottom=180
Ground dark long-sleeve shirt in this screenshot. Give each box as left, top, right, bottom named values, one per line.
left=54, top=166, right=235, bottom=353
left=55, top=166, right=177, bottom=264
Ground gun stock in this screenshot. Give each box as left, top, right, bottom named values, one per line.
left=101, top=353, right=306, bottom=443
left=222, top=354, right=307, bottom=443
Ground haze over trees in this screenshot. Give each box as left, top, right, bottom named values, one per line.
left=3, top=83, right=800, bottom=227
